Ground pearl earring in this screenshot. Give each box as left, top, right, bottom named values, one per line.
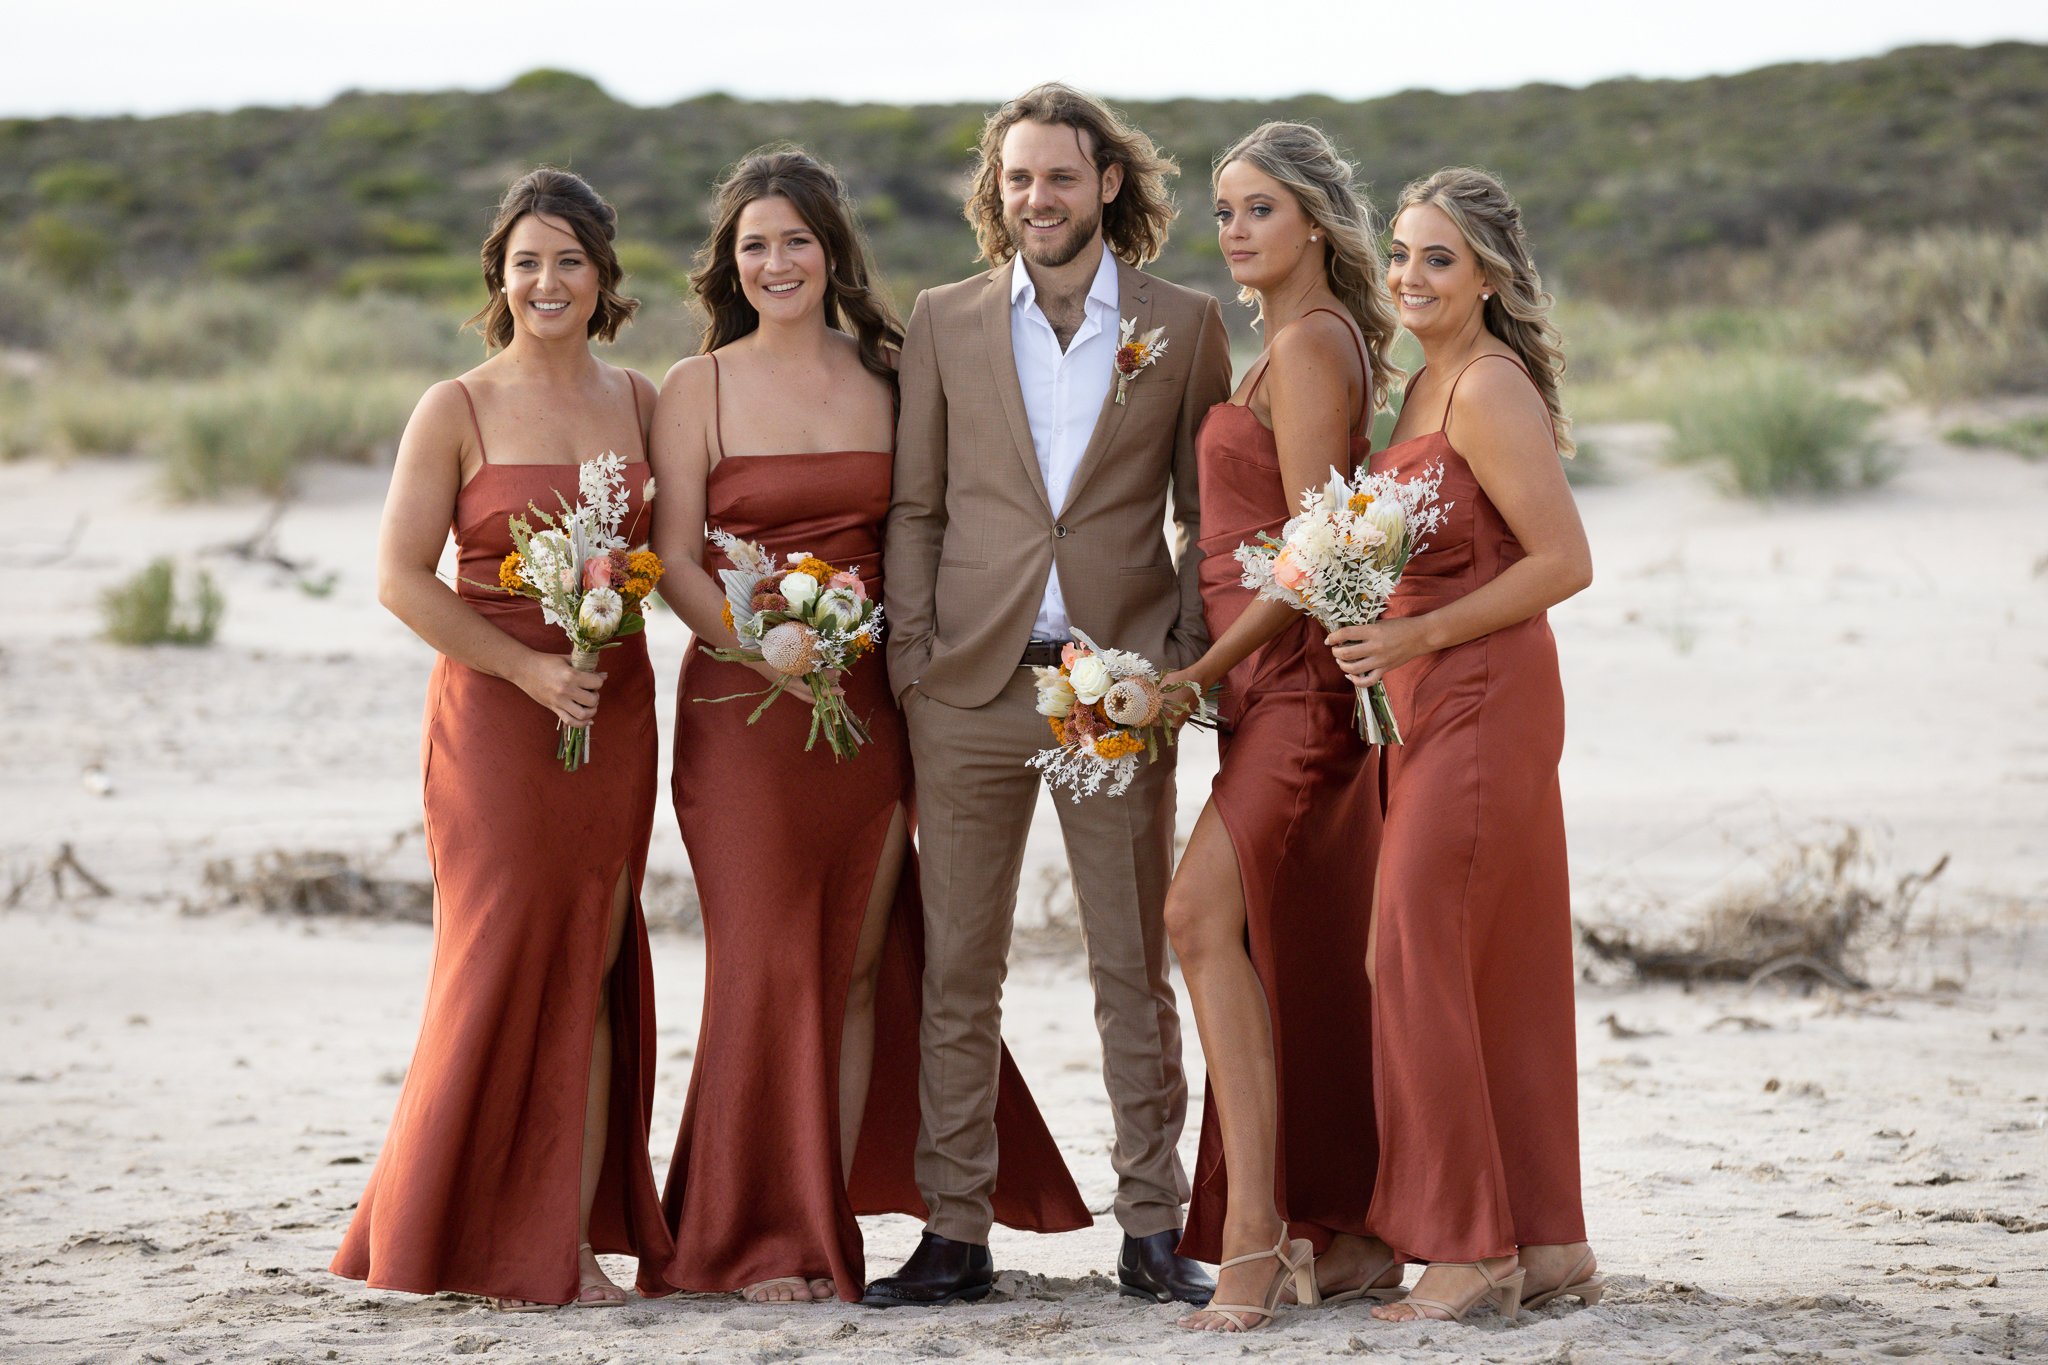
left=1309, top=233, right=1318, bottom=242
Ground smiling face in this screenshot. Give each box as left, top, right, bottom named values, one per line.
left=733, top=194, right=829, bottom=324
left=502, top=212, right=599, bottom=343
left=1387, top=202, right=1491, bottom=341
left=1213, top=158, right=1319, bottom=293
left=999, top=119, right=1122, bottom=270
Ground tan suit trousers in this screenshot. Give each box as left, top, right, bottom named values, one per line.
left=905, top=668, right=1188, bottom=1242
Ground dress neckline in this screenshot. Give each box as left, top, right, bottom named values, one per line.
left=708, top=449, right=891, bottom=475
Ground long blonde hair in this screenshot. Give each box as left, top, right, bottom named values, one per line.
left=1214, top=123, right=1401, bottom=415
left=1396, top=166, right=1574, bottom=456
left=964, top=83, right=1179, bottom=268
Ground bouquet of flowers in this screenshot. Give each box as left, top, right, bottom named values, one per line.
left=1028, top=629, right=1215, bottom=801
left=1234, top=463, right=1450, bottom=745
left=696, top=530, right=882, bottom=761
left=489, top=452, right=663, bottom=771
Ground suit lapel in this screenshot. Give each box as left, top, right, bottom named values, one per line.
left=1059, top=258, right=1150, bottom=516
left=978, top=264, right=1052, bottom=512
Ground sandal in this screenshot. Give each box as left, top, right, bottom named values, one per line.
left=1320, top=1248, right=1408, bottom=1306
left=1521, top=1247, right=1605, bottom=1311
left=1372, top=1258, right=1523, bottom=1324
left=574, top=1242, right=628, bottom=1309
left=1177, top=1234, right=1319, bottom=1333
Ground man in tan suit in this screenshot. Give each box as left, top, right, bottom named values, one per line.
left=864, top=84, right=1231, bottom=1308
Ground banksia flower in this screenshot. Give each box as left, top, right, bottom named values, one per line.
left=760, top=621, right=819, bottom=675
left=1102, top=677, right=1164, bottom=728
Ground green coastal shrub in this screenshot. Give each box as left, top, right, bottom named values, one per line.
left=101, top=557, right=223, bottom=645
left=1945, top=414, right=2048, bottom=460
left=162, top=372, right=415, bottom=498
left=1666, top=365, right=1890, bottom=497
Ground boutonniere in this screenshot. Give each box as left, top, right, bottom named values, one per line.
left=1113, top=317, right=1168, bottom=405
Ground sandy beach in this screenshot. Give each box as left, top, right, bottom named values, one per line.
left=3, top=411, right=2046, bottom=1362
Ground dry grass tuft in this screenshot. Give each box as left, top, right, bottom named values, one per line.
left=1581, top=826, right=1948, bottom=990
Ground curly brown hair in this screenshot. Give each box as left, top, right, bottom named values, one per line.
left=964, top=83, right=1178, bottom=268
left=465, top=167, right=637, bottom=350
left=691, top=145, right=903, bottom=384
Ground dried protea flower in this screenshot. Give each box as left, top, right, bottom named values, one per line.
left=1102, top=677, right=1163, bottom=727
left=760, top=621, right=819, bottom=675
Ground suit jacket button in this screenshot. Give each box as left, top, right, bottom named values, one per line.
left=1053, top=524, right=1069, bottom=538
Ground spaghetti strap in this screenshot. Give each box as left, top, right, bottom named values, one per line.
left=1439, top=352, right=1537, bottom=439
left=626, top=373, right=650, bottom=460
left=707, top=354, right=726, bottom=462
left=452, top=379, right=489, bottom=464
left=1246, top=307, right=1372, bottom=437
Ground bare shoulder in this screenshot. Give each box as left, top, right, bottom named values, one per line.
left=659, top=352, right=717, bottom=397
left=1448, top=354, right=1554, bottom=453
left=614, top=364, right=658, bottom=409
left=410, top=378, right=476, bottom=437
left=1264, top=311, right=1360, bottom=395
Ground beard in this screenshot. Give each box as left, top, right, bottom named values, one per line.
left=1006, top=201, right=1104, bottom=269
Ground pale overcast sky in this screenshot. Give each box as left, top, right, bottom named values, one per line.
left=10, top=0, right=2046, bottom=117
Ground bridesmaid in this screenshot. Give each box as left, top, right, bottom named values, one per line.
left=332, top=168, right=672, bottom=1308
left=1327, top=167, right=1600, bottom=1324
left=1160, top=123, right=1404, bottom=1333
left=637, top=146, right=1089, bottom=1305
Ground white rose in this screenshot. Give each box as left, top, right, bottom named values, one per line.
left=1068, top=655, right=1113, bottom=704
left=577, top=587, right=624, bottom=640
left=812, top=586, right=861, bottom=632
left=779, top=571, right=821, bottom=611
left=1034, top=670, right=1077, bottom=718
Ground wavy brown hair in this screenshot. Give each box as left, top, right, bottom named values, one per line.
left=1215, top=122, right=1403, bottom=414
left=965, top=83, right=1178, bottom=268
left=691, top=145, right=903, bottom=384
left=465, top=167, right=637, bottom=350
left=1397, top=167, right=1575, bottom=456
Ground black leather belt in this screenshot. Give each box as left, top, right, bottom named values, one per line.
left=1020, top=639, right=1064, bottom=667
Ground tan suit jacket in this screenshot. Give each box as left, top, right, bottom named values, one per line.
left=885, top=257, right=1232, bottom=707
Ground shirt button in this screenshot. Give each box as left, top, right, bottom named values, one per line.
left=1054, top=524, right=1069, bottom=538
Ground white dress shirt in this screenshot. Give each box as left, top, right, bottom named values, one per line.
left=1010, top=246, right=1120, bottom=641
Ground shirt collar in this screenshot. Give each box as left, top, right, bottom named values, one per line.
left=1010, top=245, right=1122, bottom=314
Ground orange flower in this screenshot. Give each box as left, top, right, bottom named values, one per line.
left=1094, top=731, right=1145, bottom=760
left=1048, top=715, right=1068, bottom=742
left=720, top=601, right=734, bottom=633
left=626, top=549, right=664, bottom=589
left=1347, top=491, right=1374, bottom=513
left=795, top=555, right=836, bottom=583
left=497, top=552, right=524, bottom=590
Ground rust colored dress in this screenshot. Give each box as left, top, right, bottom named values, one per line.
left=332, top=380, right=673, bottom=1305
left=1181, top=311, right=1382, bottom=1263
left=638, top=362, right=1090, bottom=1303
left=1365, top=353, right=1585, bottom=1263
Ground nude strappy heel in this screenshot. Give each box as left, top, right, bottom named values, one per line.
left=573, top=1242, right=627, bottom=1308
left=1520, top=1247, right=1605, bottom=1311
left=1376, top=1259, right=1523, bottom=1323
left=1319, top=1247, right=1409, bottom=1305
left=1180, top=1233, right=1320, bottom=1332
